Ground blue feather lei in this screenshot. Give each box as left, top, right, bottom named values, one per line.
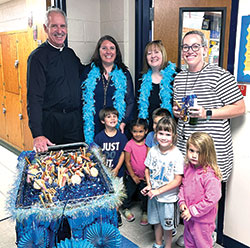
left=138, top=62, right=176, bottom=119
left=82, top=63, right=127, bottom=144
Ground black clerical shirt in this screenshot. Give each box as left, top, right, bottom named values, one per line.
left=27, top=41, right=83, bottom=138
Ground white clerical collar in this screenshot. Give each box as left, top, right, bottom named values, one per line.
left=47, top=40, right=65, bottom=51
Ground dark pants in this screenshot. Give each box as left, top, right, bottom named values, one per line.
left=122, top=174, right=148, bottom=212
left=42, top=109, right=84, bottom=145
left=42, top=109, right=83, bottom=242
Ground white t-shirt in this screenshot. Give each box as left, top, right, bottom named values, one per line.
left=145, top=145, right=184, bottom=203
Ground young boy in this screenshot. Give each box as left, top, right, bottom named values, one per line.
left=145, top=108, right=171, bottom=149
left=94, top=107, right=128, bottom=226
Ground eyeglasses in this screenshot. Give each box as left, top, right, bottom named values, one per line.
left=181, top=43, right=204, bottom=52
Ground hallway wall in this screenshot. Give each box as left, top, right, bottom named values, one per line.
left=67, top=0, right=135, bottom=79
left=225, top=0, right=250, bottom=246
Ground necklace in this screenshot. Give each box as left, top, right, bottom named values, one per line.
left=181, top=63, right=207, bottom=140
left=184, top=63, right=207, bottom=96
left=102, top=75, right=110, bottom=107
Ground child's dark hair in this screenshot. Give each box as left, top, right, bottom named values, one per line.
left=155, top=116, right=177, bottom=144
left=129, top=118, right=149, bottom=131
left=99, top=106, right=119, bottom=121
left=152, top=108, right=171, bottom=120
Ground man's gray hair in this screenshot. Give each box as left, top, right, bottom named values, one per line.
left=45, top=7, right=67, bottom=27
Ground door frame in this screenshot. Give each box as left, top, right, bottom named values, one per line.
left=135, top=0, right=152, bottom=88
left=178, top=7, right=227, bottom=69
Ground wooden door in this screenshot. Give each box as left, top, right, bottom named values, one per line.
left=0, top=27, right=46, bottom=151
left=0, top=36, right=6, bottom=140
left=1, top=33, right=23, bottom=148
left=17, top=31, right=34, bottom=150
left=154, top=0, right=231, bottom=69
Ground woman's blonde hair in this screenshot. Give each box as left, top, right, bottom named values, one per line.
left=186, top=132, right=222, bottom=180
left=142, top=40, right=168, bottom=74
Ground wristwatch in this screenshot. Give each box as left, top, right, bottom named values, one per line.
left=206, top=110, right=212, bottom=121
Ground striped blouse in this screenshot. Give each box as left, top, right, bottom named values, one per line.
left=173, top=63, right=243, bottom=181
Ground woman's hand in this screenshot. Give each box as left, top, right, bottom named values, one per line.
left=189, top=105, right=206, bottom=119
left=173, top=105, right=182, bottom=119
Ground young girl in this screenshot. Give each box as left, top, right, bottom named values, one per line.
left=141, top=116, right=184, bottom=248
left=122, top=118, right=148, bottom=225
left=178, top=132, right=222, bottom=248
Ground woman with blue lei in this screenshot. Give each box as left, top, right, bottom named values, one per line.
left=81, top=35, right=135, bottom=144
left=137, top=40, right=177, bottom=131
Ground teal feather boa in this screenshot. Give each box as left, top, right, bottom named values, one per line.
left=138, top=62, right=176, bottom=119
left=82, top=63, right=127, bottom=144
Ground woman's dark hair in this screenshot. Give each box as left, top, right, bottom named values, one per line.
left=129, top=118, right=149, bottom=132
left=90, top=35, right=127, bottom=74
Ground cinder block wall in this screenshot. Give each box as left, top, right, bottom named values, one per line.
left=67, top=0, right=100, bottom=64
left=0, top=0, right=28, bottom=32
left=67, top=0, right=135, bottom=80
left=0, top=0, right=135, bottom=78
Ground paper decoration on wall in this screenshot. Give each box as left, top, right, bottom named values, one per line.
left=237, top=15, right=250, bottom=82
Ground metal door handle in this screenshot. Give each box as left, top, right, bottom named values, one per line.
left=15, top=60, right=19, bottom=68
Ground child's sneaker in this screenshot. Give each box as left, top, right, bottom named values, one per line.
left=117, top=211, right=123, bottom=227
left=152, top=243, right=164, bottom=248
left=122, top=208, right=135, bottom=222
left=212, top=231, right=217, bottom=246
left=176, top=234, right=184, bottom=247
left=172, top=228, right=177, bottom=237
left=140, top=212, right=148, bottom=226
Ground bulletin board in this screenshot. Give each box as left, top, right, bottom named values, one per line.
left=237, top=15, right=250, bottom=83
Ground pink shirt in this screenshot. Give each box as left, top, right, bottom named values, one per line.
left=178, top=163, right=221, bottom=223
left=124, top=139, right=147, bottom=179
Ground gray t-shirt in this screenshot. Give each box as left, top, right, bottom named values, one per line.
left=145, top=145, right=184, bottom=203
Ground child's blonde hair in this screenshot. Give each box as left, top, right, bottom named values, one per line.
left=186, top=132, right=222, bottom=180
left=155, top=116, right=177, bottom=145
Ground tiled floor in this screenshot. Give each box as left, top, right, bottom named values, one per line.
left=0, top=144, right=223, bottom=248
left=0, top=145, right=18, bottom=248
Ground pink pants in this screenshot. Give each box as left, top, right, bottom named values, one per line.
left=184, top=219, right=215, bottom=248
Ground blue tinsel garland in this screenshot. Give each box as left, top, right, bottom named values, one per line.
left=82, top=63, right=127, bottom=144
left=138, top=62, right=176, bottom=119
